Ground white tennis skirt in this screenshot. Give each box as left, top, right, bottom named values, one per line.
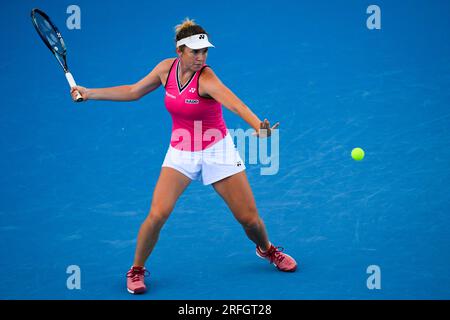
left=162, top=132, right=246, bottom=185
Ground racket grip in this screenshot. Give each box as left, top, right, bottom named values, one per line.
left=65, top=72, right=84, bottom=102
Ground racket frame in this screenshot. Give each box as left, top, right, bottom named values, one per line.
left=31, top=8, right=83, bottom=102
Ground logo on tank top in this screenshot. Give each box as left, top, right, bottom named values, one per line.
left=189, top=88, right=196, bottom=93
left=185, top=99, right=199, bottom=104
left=166, top=92, right=176, bottom=99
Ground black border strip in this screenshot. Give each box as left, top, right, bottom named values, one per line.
left=164, top=58, right=178, bottom=89
left=197, top=65, right=214, bottom=99
left=176, top=59, right=196, bottom=93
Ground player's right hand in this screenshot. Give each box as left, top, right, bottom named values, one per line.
left=71, top=86, right=88, bottom=101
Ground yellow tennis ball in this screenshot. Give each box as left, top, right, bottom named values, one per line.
left=351, top=148, right=365, bottom=161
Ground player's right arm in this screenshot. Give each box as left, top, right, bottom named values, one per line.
left=70, top=58, right=174, bottom=102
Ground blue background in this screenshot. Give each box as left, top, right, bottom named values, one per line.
left=1, top=0, right=449, bottom=299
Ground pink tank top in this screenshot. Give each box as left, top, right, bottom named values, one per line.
left=164, top=58, right=227, bottom=151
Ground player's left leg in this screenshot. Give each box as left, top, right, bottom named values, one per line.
left=212, top=170, right=270, bottom=250
left=212, top=171, right=297, bottom=272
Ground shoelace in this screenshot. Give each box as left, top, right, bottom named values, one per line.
left=127, top=268, right=150, bottom=283
left=265, top=246, right=286, bottom=264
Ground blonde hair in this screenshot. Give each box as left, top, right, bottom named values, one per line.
left=175, top=18, right=197, bottom=35
left=174, top=17, right=208, bottom=44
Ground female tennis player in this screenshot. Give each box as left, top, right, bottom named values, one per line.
left=71, top=18, right=297, bottom=294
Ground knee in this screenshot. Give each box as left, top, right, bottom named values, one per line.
left=237, top=206, right=260, bottom=228
left=147, top=204, right=173, bottom=226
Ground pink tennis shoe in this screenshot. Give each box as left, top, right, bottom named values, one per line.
left=126, top=266, right=149, bottom=294
left=256, top=244, right=298, bottom=272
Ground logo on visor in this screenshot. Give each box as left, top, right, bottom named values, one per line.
left=199, top=35, right=205, bottom=39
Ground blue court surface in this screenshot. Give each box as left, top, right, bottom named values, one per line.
left=1, top=0, right=449, bottom=300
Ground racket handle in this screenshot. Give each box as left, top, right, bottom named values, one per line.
left=65, top=72, right=84, bottom=102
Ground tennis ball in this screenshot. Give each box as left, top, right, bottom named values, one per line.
left=351, top=148, right=365, bottom=161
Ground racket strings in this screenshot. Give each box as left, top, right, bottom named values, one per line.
left=33, top=14, right=66, bottom=55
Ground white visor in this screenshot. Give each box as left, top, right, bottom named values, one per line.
left=176, top=34, right=215, bottom=49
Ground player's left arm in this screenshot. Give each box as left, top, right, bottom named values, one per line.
left=199, top=67, right=279, bottom=137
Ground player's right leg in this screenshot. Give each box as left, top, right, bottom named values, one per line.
left=127, top=167, right=191, bottom=294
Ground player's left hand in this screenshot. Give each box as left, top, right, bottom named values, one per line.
left=253, top=119, right=279, bottom=138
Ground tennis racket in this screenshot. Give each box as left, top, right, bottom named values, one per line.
left=31, top=8, right=83, bottom=102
